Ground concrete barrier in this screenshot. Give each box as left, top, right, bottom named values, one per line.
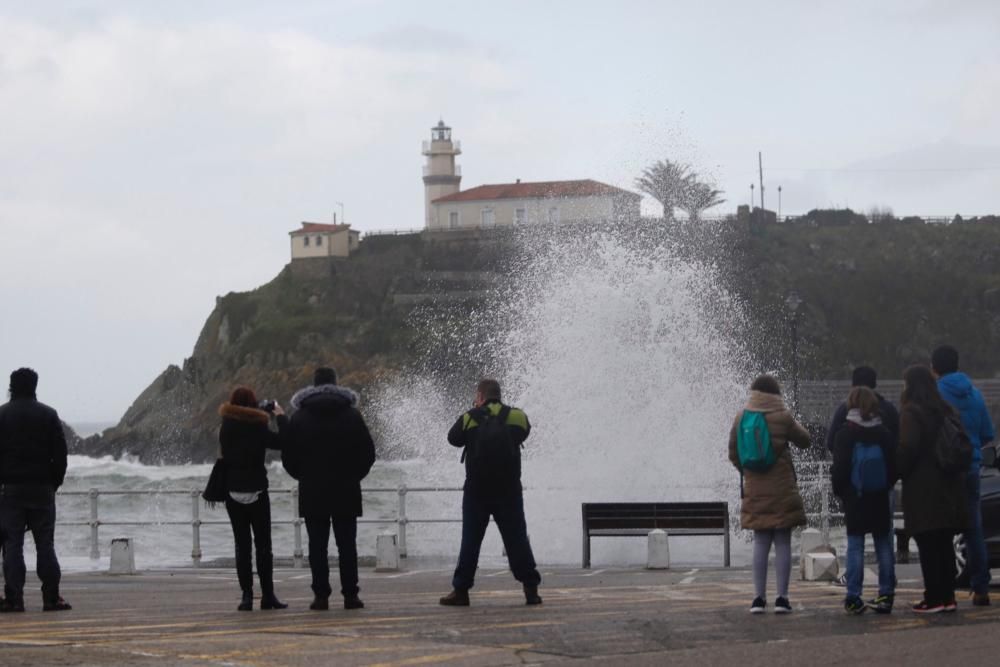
left=375, top=532, right=400, bottom=572
left=109, top=537, right=136, bottom=575
left=802, top=551, right=839, bottom=581
left=647, top=529, right=670, bottom=569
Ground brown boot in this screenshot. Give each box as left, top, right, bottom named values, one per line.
left=439, top=589, right=470, bottom=606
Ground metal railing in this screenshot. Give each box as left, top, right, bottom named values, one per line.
left=57, top=485, right=463, bottom=566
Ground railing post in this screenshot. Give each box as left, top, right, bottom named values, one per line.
left=292, top=486, right=303, bottom=568
left=820, top=461, right=830, bottom=545
left=89, top=488, right=100, bottom=560
left=191, top=489, right=202, bottom=566
left=397, top=484, right=408, bottom=558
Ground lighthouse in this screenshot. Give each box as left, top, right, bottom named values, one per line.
left=422, top=120, right=462, bottom=228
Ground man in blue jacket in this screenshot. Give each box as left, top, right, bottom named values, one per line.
left=932, top=345, right=996, bottom=606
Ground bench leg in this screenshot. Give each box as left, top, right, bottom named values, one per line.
left=583, top=534, right=590, bottom=569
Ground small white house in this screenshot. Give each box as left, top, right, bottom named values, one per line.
left=289, top=222, right=360, bottom=260
left=428, top=179, right=641, bottom=230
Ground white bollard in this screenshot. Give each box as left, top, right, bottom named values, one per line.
left=802, top=551, right=839, bottom=581
left=375, top=532, right=400, bottom=572
left=646, top=529, right=670, bottom=569
left=109, top=537, right=136, bottom=575
left=799, top=527, right=824, bottom=557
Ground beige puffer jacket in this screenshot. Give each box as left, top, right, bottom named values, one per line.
left=728, top=391, right=812, bottom=530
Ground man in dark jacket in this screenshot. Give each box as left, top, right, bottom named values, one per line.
left=0, top=368, right=71, bottom=612
left=280, top=367, right=375, bottom=611
left=825, top=366, right=900, bottom=452
left=439, top=379, right=541, bottom=607
left=932, top=345, right=996, bottom=606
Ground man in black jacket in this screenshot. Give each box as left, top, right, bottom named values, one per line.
left=0, top=368, right=71, bottom=612
left=280, top=367, right=375, bottom=611
left=439, top=379, right=541, bottom=607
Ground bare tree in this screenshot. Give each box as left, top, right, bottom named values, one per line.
left=681, top=180, right=726, bottom=221
left=635, top=160, right=694, bottom=221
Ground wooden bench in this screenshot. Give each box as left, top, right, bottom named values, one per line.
left=581, top=502, right=731, bottom=568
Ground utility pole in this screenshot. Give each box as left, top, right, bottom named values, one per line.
left=758, top=152, right=765, bottom=211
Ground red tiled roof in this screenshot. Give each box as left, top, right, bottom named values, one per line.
left=432, top=179, right=639, bottom=203
left=289, top=222, right=353, bottom=235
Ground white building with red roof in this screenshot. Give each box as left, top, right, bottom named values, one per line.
left=289, top=222, right=360, bottom=260
left=422, top=121, right=640, bottom=230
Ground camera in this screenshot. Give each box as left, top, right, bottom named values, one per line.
left=258, top=399, right=276, bottom=413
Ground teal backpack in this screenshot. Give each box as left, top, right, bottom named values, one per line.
left=737, top=411, right=776, bottom=471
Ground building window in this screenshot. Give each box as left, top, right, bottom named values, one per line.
left=449, top=211, right=459, bottom=229
left=514, top=208, right=526, bottom=225
left=304, top=236, right=310, bottom=246
left=316, top=236, right=323, bottom=246
left=481, top=208, right=495, bottom=228
left=548, top=207, right=560, bottom=224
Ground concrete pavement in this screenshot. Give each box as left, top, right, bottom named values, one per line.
left=1, top=563, right=999, bottom=666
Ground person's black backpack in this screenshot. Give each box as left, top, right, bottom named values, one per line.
left=463, top=405, right=519, bottom=487
left=934, top=413, right=973, bottom=474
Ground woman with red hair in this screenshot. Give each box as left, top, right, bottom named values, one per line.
left=218, top=386, right=287, bottom=611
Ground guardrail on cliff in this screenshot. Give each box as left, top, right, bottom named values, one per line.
left=57, top=485, right=461, bottom=566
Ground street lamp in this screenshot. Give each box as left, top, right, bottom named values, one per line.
left=785, top=290, right=803, bottom=413
left=750, top=183, right=755, bottom=209
left=778, top=186, right=783, bottom=221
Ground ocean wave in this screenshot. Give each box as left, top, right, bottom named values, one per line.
left=66, top=454, right=215, bottom=481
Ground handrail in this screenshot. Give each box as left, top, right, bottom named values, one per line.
left=57, top=485, right=464, bottom=565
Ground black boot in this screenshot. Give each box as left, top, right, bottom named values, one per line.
left=439, top=589, right=470, bottom=606
left=310, top=596, right=329, bottom=610
left=261, top=593, right=287, bottom=610
left=0, top=597, right=25, bottom=613
left=43, top=596, right=72, bottom=612
left=344, top=595, right=365, bottom=610
left=524, top=585, right=542, bottom=606
left=238, top=590, right=253, bottom=611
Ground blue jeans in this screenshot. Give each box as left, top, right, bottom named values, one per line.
left=452, top=487, right=541, bottom=591
left=965, top=468, right=991, bottom=594
left=845, top=532, right=895, bottom=600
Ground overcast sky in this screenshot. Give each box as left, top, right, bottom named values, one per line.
left=1, top=0, right=999, bottom=423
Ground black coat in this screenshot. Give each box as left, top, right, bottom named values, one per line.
left=0, top=397, right=68, bottom=489
left=218, top=403, right=282, bottom=493
left=897, top=403, right=967, bottom=535
left=831, top=421, right=897, bottom=536
left=447, top=400, right=531, bottom=493
left=825, top=393, right=900, bottom=451
left=280, top=385, right=376, bottom=518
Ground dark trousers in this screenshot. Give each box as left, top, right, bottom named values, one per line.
left=452, top=487, right=541, bottom=591
left=0, top=484, right=61, bottom=603
left=305, top=514, right=359, bottom=598
left=914, top=529, right=957, bottom=606
left=224, top=492, right=274, bottom=596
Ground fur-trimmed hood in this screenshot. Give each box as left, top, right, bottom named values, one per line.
left=745, top=390, right=788, bottom=413
left=219, top=403, right=270, bottom=425
left=290, top=384, right=359, bottom=412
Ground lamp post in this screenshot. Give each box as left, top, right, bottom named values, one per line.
left=750, top=183, right=755, bottom=209
left=785, top=291, right=802, bottom=413
left=778, top=186, right=783, bottom=221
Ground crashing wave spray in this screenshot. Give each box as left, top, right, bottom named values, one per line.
left=373, top=223, right=753, bottom=563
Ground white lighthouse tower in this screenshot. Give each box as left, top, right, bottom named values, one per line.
left=422, top=120, right=462, bottom=228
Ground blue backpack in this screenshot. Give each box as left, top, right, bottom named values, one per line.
left=850, top=441, right=888, bottom=496
left=737, top=411, right=775, bottom=472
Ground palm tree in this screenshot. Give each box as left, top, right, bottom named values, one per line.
left=681, top=180, right=726, bottom=222
left=635, top=160, right=693, bottom=221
